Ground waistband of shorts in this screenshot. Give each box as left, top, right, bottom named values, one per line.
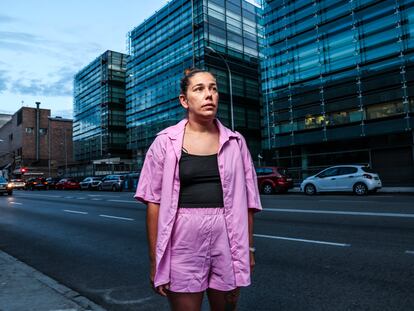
left=177, top=207, right=224, bottom=215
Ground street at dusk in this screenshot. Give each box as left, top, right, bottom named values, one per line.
left=1, top=191, right=413, bottom=310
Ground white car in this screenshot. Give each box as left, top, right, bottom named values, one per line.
left=300, top=165, right=382, bottom=195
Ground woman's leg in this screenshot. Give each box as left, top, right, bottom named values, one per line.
left=206, top=288, right=240, bottom=311
left=167, top=291, right=204, bottom=311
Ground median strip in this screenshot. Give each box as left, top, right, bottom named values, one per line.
left=263, top=208, right=414, bottom=218
left=254, top=233, right=351, bottom=247
left=63, top=210, right=88, bottom=215
left=99, top=214, right=134, bottom=221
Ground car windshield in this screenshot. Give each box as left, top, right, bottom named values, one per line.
left=92, top=177, right=101, bottom=180
left=0, top=177, right=7, bottom=183
left=361, top=167, right=375, bottom=173
left=277, top=168, right=289, bottom=176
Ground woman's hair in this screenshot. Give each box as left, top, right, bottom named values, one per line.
left=179, top=68, right=216, bottom=95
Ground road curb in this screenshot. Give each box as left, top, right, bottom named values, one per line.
left=0, top=250, right=107, bottom=311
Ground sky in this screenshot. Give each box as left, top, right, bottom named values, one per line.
left=0, top=0, right=169, bottom=118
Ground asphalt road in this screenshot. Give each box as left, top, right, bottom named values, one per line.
left=0, top=190, right=413, bottom=311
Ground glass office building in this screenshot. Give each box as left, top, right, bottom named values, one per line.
left=127, top=0, right=262, bottom=168
left=73, top=50, right=131, bottom=175
left=261, top=0, right=414, bottom=184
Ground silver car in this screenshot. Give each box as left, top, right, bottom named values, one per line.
left=80, top=177, right=102, bottom=190
left=300, top=165, right=382, bottom=195
left=99, top=175, right=125, bottom=192
left=0, top=177, right=13, bottom=196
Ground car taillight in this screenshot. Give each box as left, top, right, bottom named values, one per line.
left=363, top=174, right=372, bottom=179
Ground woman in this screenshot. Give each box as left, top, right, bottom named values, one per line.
left=135, top=68, right=262, bottom=311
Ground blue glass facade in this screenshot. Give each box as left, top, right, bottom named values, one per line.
left=261, top=0, right=414, bottom=184
left=126, top=0, right=262, bottom=168
left=73, top=50, right=129, bottom=163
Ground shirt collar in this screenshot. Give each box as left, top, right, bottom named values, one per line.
left=158, top=118, right=238, bottom=158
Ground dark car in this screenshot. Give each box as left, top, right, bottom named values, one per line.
left=25, top=177, right=48, bottom=190
left=99, top=175, right=125, bottom=191
left=0, top=177, right=13, bottom=195
left=80, top=177, right=102, bottom=190
left=45, top=177, right=61, bottom=190
left=255, top=166, right=293, bottom=194
left=55, top=178, right=80, bottom=190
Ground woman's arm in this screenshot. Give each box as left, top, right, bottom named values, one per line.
left=146, top=202, right=169, bottom=296
left=248, top=209, right=255, bottom=273
left=146, top=202, right=160, bottom=277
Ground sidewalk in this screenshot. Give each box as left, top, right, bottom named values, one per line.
left=0, top=250, right=106, bottom=311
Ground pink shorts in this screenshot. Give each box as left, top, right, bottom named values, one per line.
left=169, top=207, right=236, bottom=293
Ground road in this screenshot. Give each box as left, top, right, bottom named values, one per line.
left=0, top=191, right=413, bottom=310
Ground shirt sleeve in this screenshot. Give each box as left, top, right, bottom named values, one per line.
left=134, top=135, right=165, bottom=204
left=238, top=133, right=262, bottom=212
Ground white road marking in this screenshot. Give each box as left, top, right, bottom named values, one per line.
left=63, top=210, right=88, bottom=215
left=99, top=214, right=134, bottom=221
left=17, top=194, right=62, bottom=198
left=405, top=250, right=414, bottom=255
left=77, top=197, right=87, bottom=200
left=263, top=208, right=414, bottom=218
left=92, top=198, right=103, bottom=201
left=64, top=196, right=75, bottom=199
left=9, top=202, right=22, bottom=205
left=107, top=199, right=136, bottom=204
left=254, top=233, right=351, bottom=247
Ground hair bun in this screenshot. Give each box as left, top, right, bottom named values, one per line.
left=184, top=68, right=193, bottom=76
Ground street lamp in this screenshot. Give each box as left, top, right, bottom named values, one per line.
left=205, top=46, right=234, bottom=131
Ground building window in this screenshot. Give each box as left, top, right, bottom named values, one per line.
left=9, top=133, right=13, bottom=141
left=366, top=101, right=404, bottom=120
left=25, top=127, right=34, bottom=133
left=39, top=128, right=47, bottom=135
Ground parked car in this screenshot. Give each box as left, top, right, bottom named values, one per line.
left=80, top=177, right=102, bottom=190
left=0, top=177, right=13, bottom=195
left=45, top=177, right=61, bottom=190
left=255, top=166, right=294, bottom=194
left=99, top=175, right=125, bottom=191
left=55, top=178, right=80, bottom=190
left=25, top=177, right=48, bottom=190
left=300, top=165, right=382, bottom=196
left=9, top=179, right=26, bottom=190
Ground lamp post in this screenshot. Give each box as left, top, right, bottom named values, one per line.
left=205, top=46, right=234, bottom=131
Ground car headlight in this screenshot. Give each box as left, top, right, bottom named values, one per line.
left=7, top=183, right=12, bottom=188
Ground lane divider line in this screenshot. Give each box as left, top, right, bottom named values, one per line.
left=263, top=208, right=414, bottom=218
left=63, top=210, right=88, bottom=215
left=254, top=233, right=351, bottom=247
left=99, top=214, right=134, bottom=221
left=107, top=199, right=137, bottom=204
left=405, top=250, right=414, bottom=255
left=9, top=202, right=23, bottom=205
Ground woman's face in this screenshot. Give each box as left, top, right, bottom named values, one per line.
left=179, top=72, right=219, bottom=121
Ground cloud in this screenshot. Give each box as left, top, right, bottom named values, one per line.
left=0, top=14, right=17, bottom=24
left=0, top=70, right=8, bottom=93
left=10, top=66, right=76, bottom=97
left=52, top=109, right=73, bottom=119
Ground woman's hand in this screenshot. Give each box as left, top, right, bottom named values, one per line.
left=149, top=262, right=170, bottom=296
left=249, top=251, right=255, bottom=274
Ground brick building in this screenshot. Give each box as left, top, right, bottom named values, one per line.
left=0, top=104, right=73, bottom=179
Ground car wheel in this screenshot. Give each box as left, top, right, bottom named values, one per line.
left=304, top=184, right=316, bottom=195
left=353, top=182, right=368, bottom=195
left=98, top=185, right=103, bottom=191
left=261, top=183, right=273, bottom=195
left=87, top=184, right=92, bottom=191
left=112, top=185, right=117, bottom=192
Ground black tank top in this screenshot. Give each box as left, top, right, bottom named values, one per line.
left=178, top=151, right=224, bottom=208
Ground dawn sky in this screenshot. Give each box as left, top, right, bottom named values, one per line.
left=0, top=0, right=169, bottom=118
